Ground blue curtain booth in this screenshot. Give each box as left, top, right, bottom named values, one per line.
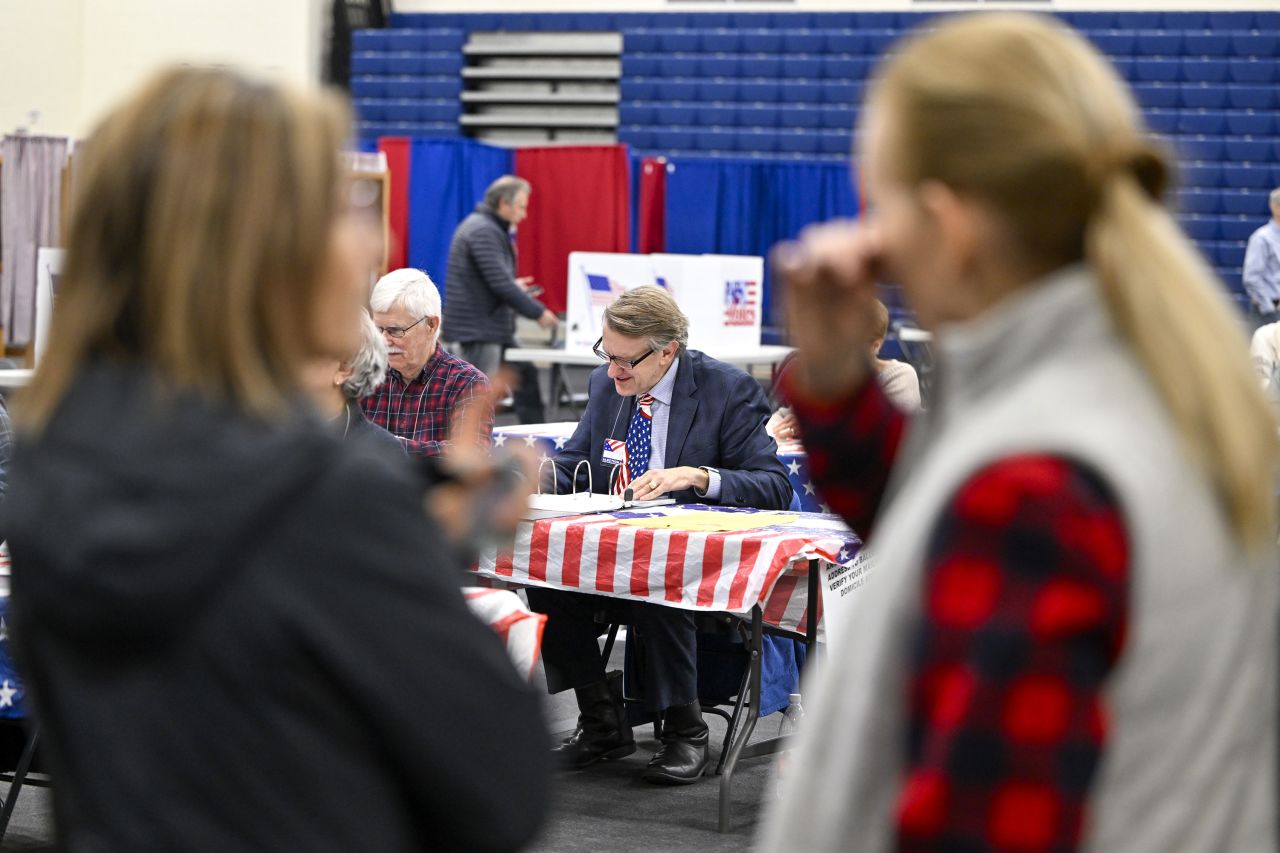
left=663, top=157, right=859, bottom=325
left=407, top=138, right=513, bottom=298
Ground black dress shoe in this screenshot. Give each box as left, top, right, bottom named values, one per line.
left=640, top=701, right=710, bottom=785
left=553, top=676, right=635, bottom=770
left=640, top=728, right=710, bottom=785
left=553, top=725, right=637, bottom=769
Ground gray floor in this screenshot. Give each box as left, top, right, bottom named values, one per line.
left=2, top=777, right=54, bottom=851
left=527, top=639, right=784, bottom=853
left=0, top=638, right=786, bottom=853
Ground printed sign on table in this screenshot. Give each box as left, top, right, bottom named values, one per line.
left=565, top=251, right=764, bottom=354
left=818, top=547, right=874, bottom=647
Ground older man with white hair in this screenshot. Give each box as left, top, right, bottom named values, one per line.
left=361, top=268, right=490, bottom=456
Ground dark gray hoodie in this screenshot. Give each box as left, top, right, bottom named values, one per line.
left=6, top=362, right=551, bottom=852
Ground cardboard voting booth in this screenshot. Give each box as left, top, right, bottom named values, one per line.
left=564, top=252, right=764, bottom=354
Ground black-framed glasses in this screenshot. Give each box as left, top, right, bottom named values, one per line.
left=377, top=316, right=429, bottom=340
left=593, top=337, right=657, bottom=370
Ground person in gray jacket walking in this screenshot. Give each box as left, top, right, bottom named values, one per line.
left=443, top=175, right=559, bottom=423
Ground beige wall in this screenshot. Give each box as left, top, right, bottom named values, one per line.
left=0, top=0, right=326, bottom=139
left=0, top=0, right=85, bottom=138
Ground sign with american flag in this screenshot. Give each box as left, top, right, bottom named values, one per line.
left=585, top=271, right=625, bottom=309
left=724, top=280, right=759, bottom=327
left=566, top=252, right=763, bottom=353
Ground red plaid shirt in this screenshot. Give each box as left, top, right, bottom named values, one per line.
left=786, top=374, right=1129, bottom=853
left=360, top=345, right=491, bottom=457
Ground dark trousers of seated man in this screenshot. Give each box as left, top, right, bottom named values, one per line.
left=525, top=587, right=711, bottom=785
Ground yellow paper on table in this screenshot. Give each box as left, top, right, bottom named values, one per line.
left=616, top=511, right=799, bottom=532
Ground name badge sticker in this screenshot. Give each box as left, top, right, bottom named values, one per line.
left=602, top=438, right=626, bottom=465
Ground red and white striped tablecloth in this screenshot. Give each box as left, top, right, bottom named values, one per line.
left=475, top=504, right=861, bottom=636
left=462, top=587, right=546, bottom=681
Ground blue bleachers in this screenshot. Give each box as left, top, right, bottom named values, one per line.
left=739, top=79, right=780, bottom=102
left=1220, top=217, right=1260, bottom=242
left=1228, top=86, right=1277, bottom=109
left=697, top=79, right=738, bottom=101
left=359, top=8, right=1279, bottom=297
left=1221, top=165, right=1273, bottom=189
left=1183, top=31, right=1232, bottom=57
left=1180, top=163, right=1221, bottom=189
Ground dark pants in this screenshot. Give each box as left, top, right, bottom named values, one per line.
left=449, top=340, right=547, bottom=424
left=525, top=588, right=698, bottom=712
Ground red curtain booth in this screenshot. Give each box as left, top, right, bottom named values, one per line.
left=513, top=145, right=631, bottom=314
left=377, top=137, right=412, bottom=272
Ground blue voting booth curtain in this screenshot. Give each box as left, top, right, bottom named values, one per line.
left=664, top=157, right=859, bottom=326
left=407, top=138, right=513, bottom=299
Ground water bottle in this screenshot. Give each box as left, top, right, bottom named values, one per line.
left=775, top=693, right=804, bottom=799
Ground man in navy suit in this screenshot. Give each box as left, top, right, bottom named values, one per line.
left=526, top=286, right=790, bottom=785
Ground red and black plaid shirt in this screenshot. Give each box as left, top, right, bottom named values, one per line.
left=786, top=374, right=1130, bottom=853
left=360, top=345, right=491, bottom=457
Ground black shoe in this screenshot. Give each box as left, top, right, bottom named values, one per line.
left=640, top=701, right=710, bottom=785
left=553, top=675, right=635, bottom=770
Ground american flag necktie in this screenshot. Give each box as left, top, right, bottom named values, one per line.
left=614, top=393, right=654, bottom=495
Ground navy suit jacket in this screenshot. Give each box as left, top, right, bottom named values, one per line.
left=552, top=350, right=791, bottom=510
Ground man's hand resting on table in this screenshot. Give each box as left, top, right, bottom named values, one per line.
left=628, top=466, right=709, bottom=499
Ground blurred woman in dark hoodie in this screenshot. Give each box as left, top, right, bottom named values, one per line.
left=7, top=67, right=550, bottom=852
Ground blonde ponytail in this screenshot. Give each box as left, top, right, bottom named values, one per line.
left=1088, top=170, right=1279, bottom=547
left=875, top=12, right=1279, bottom=549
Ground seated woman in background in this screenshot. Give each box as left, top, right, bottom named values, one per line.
left=304, top=308, right=405, bottom=456
left=1250, top=320, right=1280, bottom=412
left=768, top=297, right=921, bottom=442
left=866, top=297, right=921, bottom=411
left=762, top=12, right=1276, bottom=853
left=7, top=67, right=550, bottom=852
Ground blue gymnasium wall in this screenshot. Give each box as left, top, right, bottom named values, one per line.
left=351, top=9, right=1280, bottom=317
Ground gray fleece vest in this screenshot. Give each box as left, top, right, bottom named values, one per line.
left=762, top=266, right=1277, bottom=852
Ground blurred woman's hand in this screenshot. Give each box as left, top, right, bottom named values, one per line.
left=426, top=371, right=535, bottom=547
left=774, top=220, right=883, bottom=398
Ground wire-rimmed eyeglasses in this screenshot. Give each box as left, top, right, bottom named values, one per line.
left=377, top=316, right=429, bottom=340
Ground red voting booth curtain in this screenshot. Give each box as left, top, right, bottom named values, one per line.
left=637, top=156, right=667, bottom=255
left=513, top=145, right=630, bottom=314
left=377, top=137, right=411, bottom=273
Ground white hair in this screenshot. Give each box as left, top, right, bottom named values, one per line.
left=341, top=310, right=389, bottom=400
left=370, top=267, right=441, bottom=319
left=1271, top=187, right=1280, bottom=210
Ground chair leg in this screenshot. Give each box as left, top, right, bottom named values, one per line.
left=600, top=622, right=620, bottom=665
left=0, top=726, right=39, bottom=845
left=718, top=608, right=764, bottom=833
left=712, top=651, right=755, bottom=777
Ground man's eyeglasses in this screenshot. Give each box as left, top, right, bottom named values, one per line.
left=593, top=337, right=657, bottom=370
left=377, top=316, right=429, bottom=340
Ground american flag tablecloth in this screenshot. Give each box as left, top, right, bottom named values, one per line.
left=0, top=547, right=24, bottom=719
left=462, top=587, right=546, bottom=681
left=492, top=423, right=826, bottom=513
left=475, top=505, right=861, bottom=637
